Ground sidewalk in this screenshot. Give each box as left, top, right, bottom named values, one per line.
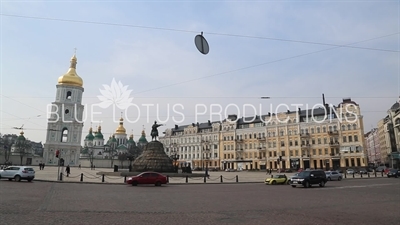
left=32, top=166, right=388, bottom=185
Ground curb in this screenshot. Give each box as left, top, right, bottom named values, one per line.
left=32, top=179, right=263, bottom=185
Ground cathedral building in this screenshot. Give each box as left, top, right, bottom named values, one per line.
left=80, top=118, right=148, bottom=159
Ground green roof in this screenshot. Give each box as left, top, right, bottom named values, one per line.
left=85, top=128, right=95, bottom=141
left=94, top=131, right=104, bottom=139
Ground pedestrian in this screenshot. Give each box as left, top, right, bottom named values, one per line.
left=39, top=163, right=42, bottom=170
left=66, top=165, right=71, bottom=177
left=93, top=165, right=95, bottom=170
left=79, top=164, right=81, bottom=169
left=42, top=163, right=45, bottom=170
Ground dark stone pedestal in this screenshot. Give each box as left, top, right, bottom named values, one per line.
left=132, top=141, right=175, bottom=173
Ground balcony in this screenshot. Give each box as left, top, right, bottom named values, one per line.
left=236, top=139, right=244, bottom=142
left=328, top=131, right=339, bottom=135
left=301, top=144, right=311, bottom=149
left=257, top=137, right=266, bottom=141
left=329, top=142, right=340, bottom=146
left=300, top=133, right=310, bottom=138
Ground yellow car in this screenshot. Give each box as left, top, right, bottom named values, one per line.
left=264, top=174, right=289, bottom=185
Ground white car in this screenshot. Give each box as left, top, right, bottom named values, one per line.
left=0, top=166, right=35, bottom=182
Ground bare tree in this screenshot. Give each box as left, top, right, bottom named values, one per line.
left=0, top=134, right=13, bottom=163
left=104, top=141, right=118, bottom=168
left=118, top=152, right=127, bottom=168
left=15, top=139, right=32, bottom=166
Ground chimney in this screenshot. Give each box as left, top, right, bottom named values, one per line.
left=322, top=93, right=326, bottom=106
left=287, top=110, right=290, bottom=114
left=197, top=122, right=199, bottom=126
left=192, top=123, right=195, bottom=126
left=298, top=108, right=301, bottom=112
left=174, top=125, right=178, bottom=129
left=208, top=120, right=211, bottom=125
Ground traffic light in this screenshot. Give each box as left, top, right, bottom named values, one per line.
left=56, top=150, right=60, bottom=158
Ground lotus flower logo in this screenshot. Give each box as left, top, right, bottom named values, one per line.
left=97, top=78, right=134, bottom=109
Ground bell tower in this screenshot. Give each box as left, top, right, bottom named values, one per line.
left=43, top=52, right=85, bottom=166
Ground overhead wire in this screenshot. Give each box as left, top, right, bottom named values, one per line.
left=0, top=13, right=398, bottom=53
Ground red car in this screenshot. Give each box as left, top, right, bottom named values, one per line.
left=126, top=172, right=168, bottom=186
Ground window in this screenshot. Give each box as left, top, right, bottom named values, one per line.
left=348, top=136, right=353, bottom=142
left=280, top=130, right=284, bottom=136
left=318, top=138, right=321, bottom=144
left=323, top=127, right=326, bottom=132
left=347, top=124, right=351, bottom=130
left=288, top=131, right=292, bottom=136
left=342, top=125, right=346, bottom=131
left=333, top=126, right=337, bottom=131
left=66, top=91, right=72, bottom=99
left=354, top=135, right=358, bottom=142
left=311, top=128, right=315, bottom=133
left=61, top=128, right=68, bottom=142
left=289, top=141, right=293, bottom=146
left=343, top=136, right=347, bottom=142
left=318, top=149, right=322, bottom=155
left=353, top=124, right=357, bottom=130
left=312, top=139, right=315, bottom=145
left=317, top=127, right=320, bottom=133
left=295, top=140, right=298, bottom=146
left=281, top=141, right=285, bottom=147
left=324, top=138, right=327, bottom=144
left=324, top=148, right=328, bottom=155
left=249, top=134, right=252, bottom=139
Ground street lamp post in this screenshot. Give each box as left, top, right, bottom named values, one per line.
left=170, top=149, right=180, bottom=173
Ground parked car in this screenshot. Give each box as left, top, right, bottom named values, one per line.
left=387, top=169, right=400, bottom=178
left=358, top=168, right=368, bottom=174
left=126, top=172, right=168, bottom=186
left=290, top=170, right=327, bottom=188
left=376, top=166, right=387, bottom=172
left=0, top=166, right=35, bottom=182
left=346, top=169, right=355, bottom=174
left=325, top=171, right=342, bottom=181
left=265, top=174, right=289, bottom=185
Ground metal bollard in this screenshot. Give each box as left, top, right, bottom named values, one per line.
left=344, top=173, right=347, bottom=178
left=80, top=173, right=83, bottom=182
left=368, top=172, right=370, bottom=178
left=236, top=175, right=239, bottom=183
left=102, top=174, right=105, bottom=182
left=220, top=175, right=223, bottom=183
left=381, top=171, right=384, bottom=177
left=166, top=175, right=169, bottom=183
left=186, top=176, right=188, bottom=183
left=352, top=173, right=355, bottom=178
left=204, top=175, right=206, bottom=183
left=360, top=173, right=363, bottom=178
left=59, top=172, right=63, bottom=181
left=375, top=171, right=377, bottom=177
left=124, top=175, right=127, bottom=183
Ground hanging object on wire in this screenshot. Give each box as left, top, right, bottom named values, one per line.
left=194, top=32, right=209, bottom=55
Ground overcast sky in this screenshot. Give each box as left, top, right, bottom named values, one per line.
left=0, top=0, right=398, bottom=144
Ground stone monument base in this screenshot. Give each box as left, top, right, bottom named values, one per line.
left=132, top=141, right=175, bottom=173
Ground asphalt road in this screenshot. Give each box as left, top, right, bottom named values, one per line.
left=0, top=178, right=399, bottom=225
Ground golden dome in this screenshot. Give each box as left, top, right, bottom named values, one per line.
left=115, top=117, right=126, bottom=134
left=57, top=54, right=83, bottom=87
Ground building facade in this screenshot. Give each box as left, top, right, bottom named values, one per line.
left=365, top=128, right=381, bottom=166
left=376, top=101, right=400, bottom=168
left=160, top=98, right=368, bottom=171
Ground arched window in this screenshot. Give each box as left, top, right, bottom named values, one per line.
left=347, top=124, right=351, bottom=130
left=352, top=124, right=357, bottom=130
left=280, top=130, right=284, bottom=136
left=323, top=127, right=326, bottom=132
left=311, top=128, right=315, bottom=133
left=333, top=125, right=337, bottom=131
left=66, top=91, right=72, bottom=100
left=317, top=127, right=320, bottom=133
left=342, top=125, right=346, bottom=131
left=249, top=134, right=252, bottom=139
left=61, top=128, right=68, bottom=142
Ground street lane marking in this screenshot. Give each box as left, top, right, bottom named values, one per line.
left=317, top=183, right=396, bottom=190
